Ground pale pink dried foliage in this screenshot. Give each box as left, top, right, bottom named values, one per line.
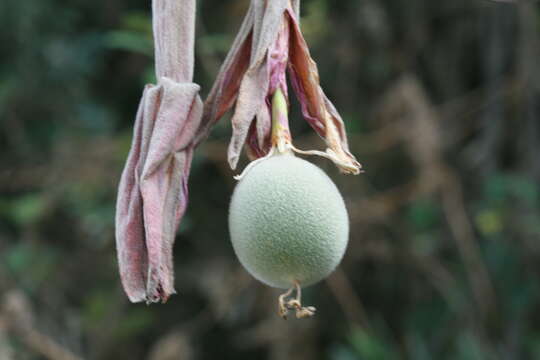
left=115, top=0, right=202, bottom=303
left=197, top=0, right=361, bottom=174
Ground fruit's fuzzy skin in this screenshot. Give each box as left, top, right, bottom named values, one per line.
left=229, top=154, right=349, bottom=289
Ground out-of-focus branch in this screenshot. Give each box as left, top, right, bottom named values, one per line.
left=353, top=75, right=497, bottom=320
left=0, top=316, right=14, bottom=360
left=2, top=291, right=83, bottom=360
left=325, top=269, right=371, bottom=330
left=439, top=170, right=497, bottom=319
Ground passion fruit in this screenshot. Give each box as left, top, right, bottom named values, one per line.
left=229, top=153, right=349, bottom=290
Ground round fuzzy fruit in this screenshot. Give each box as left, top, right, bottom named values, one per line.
left=229, top=154, right=349, bottom=289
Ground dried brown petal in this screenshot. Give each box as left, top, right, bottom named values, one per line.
left=287, top=9, right=360, bottom=174
left=199, top=0, right=360, bottom=175
left=198, top=0, right=293, bottom=169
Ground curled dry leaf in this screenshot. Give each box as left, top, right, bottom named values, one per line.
left=115, top=0, right=203, bottom=303
left=197, top=0, right=361, bottom=174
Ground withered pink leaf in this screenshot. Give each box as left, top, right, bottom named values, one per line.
left=115, top=0, right=202, bottom=303
left=116, top=87, right=150, bottom=303
left=287, top=8, right=360, bottom=173
left=199, top=0, right=361, bottom=174
left=194, top=5, right=256, bottom=143
left=198, top=0, right=292, bottom=169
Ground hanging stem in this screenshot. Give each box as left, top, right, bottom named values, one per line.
left=271, top=88, right=293, bottom=154
left=233, top=87, right=291, bottom=180
left=152, top=0, right=197, bottom=83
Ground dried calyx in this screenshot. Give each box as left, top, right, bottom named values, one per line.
left=198, top=0, right=362, bottom=177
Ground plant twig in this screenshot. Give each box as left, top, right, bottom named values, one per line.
left=3, top=291, right=83, bottom=360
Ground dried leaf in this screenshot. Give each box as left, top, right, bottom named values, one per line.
left=115, top=0, right=203, bottom=303
left=199, top=0, right=361, bottom=174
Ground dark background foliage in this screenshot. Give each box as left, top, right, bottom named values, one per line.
left=1, top=0, right=540, bottom=359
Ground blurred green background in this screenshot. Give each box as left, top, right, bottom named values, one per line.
left=1, top=0, right=540, bottom=359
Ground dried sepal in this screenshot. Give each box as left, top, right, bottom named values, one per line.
left=287, top=9, right=361, bottom=174
left=199, top=0, right=361, bottom=175
left=198, top=0, right=291, bottom=169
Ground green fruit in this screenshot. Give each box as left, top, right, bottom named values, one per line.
left=229, top=154, right=349, bottom=289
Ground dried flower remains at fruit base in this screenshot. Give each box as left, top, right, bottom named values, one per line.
left=197, top=0, right=362, bottom=175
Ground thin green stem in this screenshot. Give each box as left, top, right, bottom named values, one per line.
left=271, top=88, right=292, bottom=153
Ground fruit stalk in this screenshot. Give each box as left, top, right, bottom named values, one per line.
left=233, top=87, right=292, bottom=180
left=271, top=88, right=292, bottom=154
